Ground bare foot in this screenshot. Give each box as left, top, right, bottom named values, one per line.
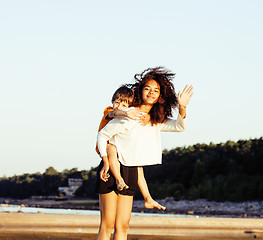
left=145, top=199, right=166, bottom=210
left=116, top=178, right=129, bottom=191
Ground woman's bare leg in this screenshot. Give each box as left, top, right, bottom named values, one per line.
left=97, top=192, right=118, bottom=240
left=107, top=143, right=129, bottom=191
left=113, top=194, right=133, bottom=240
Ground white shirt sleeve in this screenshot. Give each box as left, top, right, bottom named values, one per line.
left=97, top=117, right=129, bottom=157
left=159, top=114, right=186, bottom=132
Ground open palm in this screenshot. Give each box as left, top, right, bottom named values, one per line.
left=178, top=85, right=194, bottom=108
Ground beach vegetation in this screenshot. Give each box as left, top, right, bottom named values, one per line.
left=0, top=137, right=262, bottom=202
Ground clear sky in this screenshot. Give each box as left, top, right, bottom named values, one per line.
left=1, top=0, right=262, bottom=177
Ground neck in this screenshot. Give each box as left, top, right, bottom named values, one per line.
left=139, top=104, right=153, bottom=113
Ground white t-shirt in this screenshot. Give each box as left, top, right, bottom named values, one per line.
left=97, top=112, right=186, bottom=167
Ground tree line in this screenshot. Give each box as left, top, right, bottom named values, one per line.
left=142, top=137, right=263, bottom=201
left=0, top=137, right=262, bottom=201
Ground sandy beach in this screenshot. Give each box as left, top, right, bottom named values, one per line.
left=1, top=198, right=263, bottom=239
left=1, top=212, right=263, bottom=240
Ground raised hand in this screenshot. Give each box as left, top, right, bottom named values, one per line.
left=178, top=85, right=194, bottom=108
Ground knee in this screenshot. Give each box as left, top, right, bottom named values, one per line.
left=99, top=222, right=115, bottom=235
left=115, top=222, right=129, bottom=233
left=106, top=143, right=116, bottom=154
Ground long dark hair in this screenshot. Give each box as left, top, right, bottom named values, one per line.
left=132, top=67, right=178, bottom=124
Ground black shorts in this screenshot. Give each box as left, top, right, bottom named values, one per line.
left=95, top=160, right=138, bottom=196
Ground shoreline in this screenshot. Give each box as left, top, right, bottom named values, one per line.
left=1, top=197, right=263, bottom=218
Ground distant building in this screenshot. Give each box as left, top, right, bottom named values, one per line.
left=58, top=178, right=83, bottom=197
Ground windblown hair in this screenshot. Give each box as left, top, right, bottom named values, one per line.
left=132, top=67, right=178, bottom=124
left=111, top=84, right=134, bottom=106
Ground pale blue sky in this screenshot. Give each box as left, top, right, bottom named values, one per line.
left=1, top=0, right=262, bottom=177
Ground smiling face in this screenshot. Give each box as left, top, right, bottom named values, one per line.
left=112, top=99, right=129, bottom=110
left=142, top=79, right=160, bottom=106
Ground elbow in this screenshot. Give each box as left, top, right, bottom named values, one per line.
left=97, top=132, right=101, bottom=144
left=97, top=131, right=107, bottom=142
left=179, top=120, right=187, bottom=132
left=176, top=125, right=186, bottom=132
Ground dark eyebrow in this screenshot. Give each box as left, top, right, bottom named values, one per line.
left=144, top=84, right=160, bottom=90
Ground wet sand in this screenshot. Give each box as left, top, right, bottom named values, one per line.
left=1, top=212, right=263, bottom=239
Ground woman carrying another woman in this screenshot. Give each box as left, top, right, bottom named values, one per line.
left=97, top=67, right=193, bottom=240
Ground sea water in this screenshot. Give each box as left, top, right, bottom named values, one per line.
left=0, top=204, right=198, bottom=218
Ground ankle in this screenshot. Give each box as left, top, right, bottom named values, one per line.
left=145, top=196, right=152, bottom=203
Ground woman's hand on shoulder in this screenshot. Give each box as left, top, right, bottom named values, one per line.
left=126, top=108, right=146, bottom=120
left=138, top=113, right=150, bottom=126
